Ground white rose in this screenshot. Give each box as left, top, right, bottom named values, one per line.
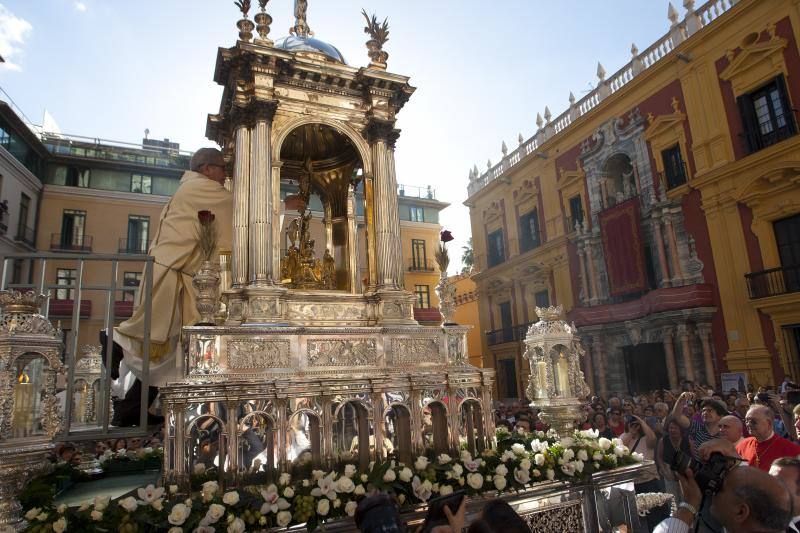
left=561, top=462, right=576, bottom=476
left=460, top=450, right=473, bottom=462
left=577, top=449, right=588, bottom=462
left=514, top=468, right=531, bottom=484
left=201, top=481, right=219, bottom=501
left=205, top=503, right=226, bottom=524
left=277, top=510, right=292, bottom=527
left=532, top=469, right=541, bottom=477
left=283, top=486, right=295, bottom=498
left=52, top=517, right=67, bottom=533
left=193, top=463, right=207, bottom=475
left=500, top=450, right=516, bottom=463
left=399, top=467, right=413, bottom=482
left=90, top=510, right=103, bottom=521
left=398, top=494, right=406, bottom=504
left=614, top=446, right=627, bottom=457
left=169, top=528, right=183, bottom=533
left=344, top=464, right=357, bottom=478
left=151, top=499, right=164, bottom=511
left=317, top=498, right=330, bottom=516
left=57, top=504, right=67, bottom=515
left=336, top=476, right=355, bottom=494
left=511, top=443, right=527, bottom=456
left=222, top=491, right=239, bottom=506
left=228, top=517, right=246, bottom=533
left=520, top=458, right=532, bottom=471
left=440, top=484, right=454, bottom=496
left=546, top=469, right=555, bottom=480
left=93, top=495, right=111, bottom=511
left=383, top=469, right=397, bottom=483
left=119, top=496, right=138, bottom=512
left=345, top=501, right=358, bottom=517
left=360, top=474, right=369, bottom=483
left=312, top=469, right=325, bottom=480
left=632, top=452, right=644, bottom=463
left=279, top=472, right=292, bottom=486
left=333, top=498, right=342, bottom=509
left=467, top=473, right=483, bottom=490
left=495, top=464, right=508, bottom=476
left=575, top=460, right=585, bottom=473
left=493, top=475, right=507, bottom=491
left=598, top=438, right=612, bottom=451
left=560, top=437, right=575, bottom=448
left=168, top=503, right=191, bottom=526
left=593, top=451, right=603, bottom=461
left=302, top=480, right=310, bottom=487
left=451, top=464, right=463, bottom=477
left=354, top=484, right=366, bottom=496
left=412, top=476, right=433, bottom=502
left=169, top=485, right=178, bottom=495
left=562, top=449, right=575, bottom=461
left=534, top=453, right=545, bottom=466
left=415, top=456, right=430, bottom=471
left=437, top=454, right=452, bottom=465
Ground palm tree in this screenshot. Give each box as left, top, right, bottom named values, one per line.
left=461, top=238, right=473, bottom=274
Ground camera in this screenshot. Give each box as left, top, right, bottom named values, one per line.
left=670, top=451, right=738, bottom=495
left=355, top=493, right=405, bottom=533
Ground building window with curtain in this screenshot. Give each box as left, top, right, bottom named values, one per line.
left=60, top=209, right=87, bottom=250
left=519, top=209, right=541, bottom=253
left=131, top=174, right=152, bottom=194
left=568, top=195, right=584, bottom=232
left=409, top=206, right=425, bottom=222
left=126, top=215, right=149, bottom=253
left=56, top=268, right=76, bottom=300
left=661, top=144, right=687, bottom=189
left=738, top=75, right=797, bottom=154
left=487, top=228, right=505, bottom=267
left=414, top=285, right=430, bottom=308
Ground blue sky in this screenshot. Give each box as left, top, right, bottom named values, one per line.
left=0, top=0, right=675, bottom=266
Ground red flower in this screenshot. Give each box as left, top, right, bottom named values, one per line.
left=198, top=210, right=215, bottom=225
left=440, top=230, right=454, bottom=242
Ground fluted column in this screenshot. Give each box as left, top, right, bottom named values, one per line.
left=232, top=124, right=251, bottom=287
left=248, top=102, right=278, bottom=285
left=364, top=176, right=378, bottom=292
left=662, top=326, right=680, bottom=390
left=366, top=120, right=403, bottom=290
left=591, top=337, right=607, bottom=397
left=583, top=341, right=596, bottom=394
left=577, top=246, right=590, bottom=304
left=664, top=213, right=684, bottom=286
left=271, top=161, right=283, bottom=281
left=696, top=324, right=716, bottom=389
left=652, top=214, right=671, bottom=287
left=677, top=324, right=696, bottom=383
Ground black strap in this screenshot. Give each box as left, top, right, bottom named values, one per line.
left=631, top=436, right=643, bottom=453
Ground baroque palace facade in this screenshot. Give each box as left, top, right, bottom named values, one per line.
left=0, top=110, right=451, bottom=349
left=466, top=0, right=800, bottom=398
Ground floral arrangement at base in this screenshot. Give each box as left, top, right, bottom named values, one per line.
left=18, top=428, right=642, bottom=532
left=635, top=492, right=676, bottom=517
left=97, top=447, right=164, bottom=474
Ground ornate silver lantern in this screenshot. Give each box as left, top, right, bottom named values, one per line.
left=523, top=305, right=590, bottom=436
left=0, top=290, right=65, bottom=530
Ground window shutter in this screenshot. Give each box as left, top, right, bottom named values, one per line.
left=737, top=93, right=760, bottom=153
left=776, top=74, right=797, bottom=136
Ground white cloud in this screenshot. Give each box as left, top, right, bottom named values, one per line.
left=0, top=4, right=32, bottom=71
left=74, top=2, right=87, bottom=12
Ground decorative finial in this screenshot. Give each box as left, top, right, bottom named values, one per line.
left=544, top=106, right=552, bottom=122
left=501, top=141, right=508, bottom=156
left=290, top=0, right=313, bottom=38
left=473, top=164, right=479, bottom=176
left=684, top=0, right=696, bottom=10
left=362, top=10, right=390, bottom=70
left=668, top=2, right=679, bottom=24
left=234, top=0, right=255, bottom=41
left=536, top=113, right=543, bottom=129
left=518, top=133, right=524, bottom=145
left=631, top=42, right=639, bottom=56
left=596, top=62, right=606, bottom=80
left=569, top=91, right=576, bottom=105
left=254, top=0, right=273, bottom=45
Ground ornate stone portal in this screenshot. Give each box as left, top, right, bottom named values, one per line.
left=160, top=3, right=494, bottom=486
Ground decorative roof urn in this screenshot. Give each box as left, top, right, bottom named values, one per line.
left=523, top=305, right=590, bottom=436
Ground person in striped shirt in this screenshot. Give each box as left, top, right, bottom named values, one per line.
left=671, top=393, right=727, bottom=458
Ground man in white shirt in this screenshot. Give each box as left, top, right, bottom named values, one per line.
left=769, top=457, right=800, bottom=533
left=653, top=439, right=792, bottom=533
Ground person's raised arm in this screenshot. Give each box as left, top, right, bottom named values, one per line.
left=634, top=415, right=658, bottom=449
left=671, top=392, right=692, bottom=429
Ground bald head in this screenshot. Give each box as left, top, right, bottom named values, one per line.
left=718, top=415, right=743, bottom=444
left=712, top=466, right=793, bottom=532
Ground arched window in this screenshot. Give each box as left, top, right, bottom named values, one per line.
left=460, top=400, right=485, bottom=455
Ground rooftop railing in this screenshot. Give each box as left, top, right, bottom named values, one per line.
left=398, top=184, right=436, bottom=200
left=39, top=131, right=192, bottom=169
left=466, top=0, right=738, bottom=198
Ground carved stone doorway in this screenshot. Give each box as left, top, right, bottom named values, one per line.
left=622, top=343, right=669, bottom=394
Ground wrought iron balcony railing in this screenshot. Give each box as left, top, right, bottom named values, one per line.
left=14, top=225, right=35, bottom=247
left=118, top=238, right=148, bottom=254
left=408, top=258, right=435, bottom=272
left=486, top=321, right=536, bottom=346
left=51, top=233, right=92, bottom=252
left=745, top=265, right=800, bottom=299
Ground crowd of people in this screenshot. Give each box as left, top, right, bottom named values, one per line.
left=494, top=378, right=800, bottom=532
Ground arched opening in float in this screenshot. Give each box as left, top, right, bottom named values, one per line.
left=332, top=400, right=372, bottom=470
left=427, top=401, right=450, bottom=455
left=385, top=404, right=412, bottom=465
left=187, top=413, right=227, bottom=481
left=460, top=400, right=486, bottom=455
left=238, top=411, right=276, bottom=477
left=287, top=409, right=322, bottom=470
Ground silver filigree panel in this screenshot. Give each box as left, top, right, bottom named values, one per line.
left=523, top=501, right=584, bottom=533
left=307, top=339, right=377, bottom=367
left=390, top=338, right=442, bottom=365
left=227, top=339, right=290, bottom=369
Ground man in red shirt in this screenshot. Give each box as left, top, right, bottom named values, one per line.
left=736, top=405, right=800, bottom=471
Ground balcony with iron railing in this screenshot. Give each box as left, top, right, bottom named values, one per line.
left=408, top=258, right=436, bottom=272
left=118, top=238, right=149, bottom=254
left=486, top=321, right=535, bottom=346
left=14, top=225, right=35, bottom=248
left=50, top=233, right=92, bottom=252
left=660, top=160, right=688, bottom=191
left=746, top=265, right=800, bottom=299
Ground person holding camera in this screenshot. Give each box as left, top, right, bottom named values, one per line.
left=654, top=439, right=793, bottom=533
left=737, top=404, right=800, bottom=471
left=671, top=394, right=726, bottom=458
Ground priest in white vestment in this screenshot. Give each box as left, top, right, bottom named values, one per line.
left=106, top=148, right=233, bottom=425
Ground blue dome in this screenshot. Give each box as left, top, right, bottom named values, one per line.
left=274, top=35, right=347, bottom=64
